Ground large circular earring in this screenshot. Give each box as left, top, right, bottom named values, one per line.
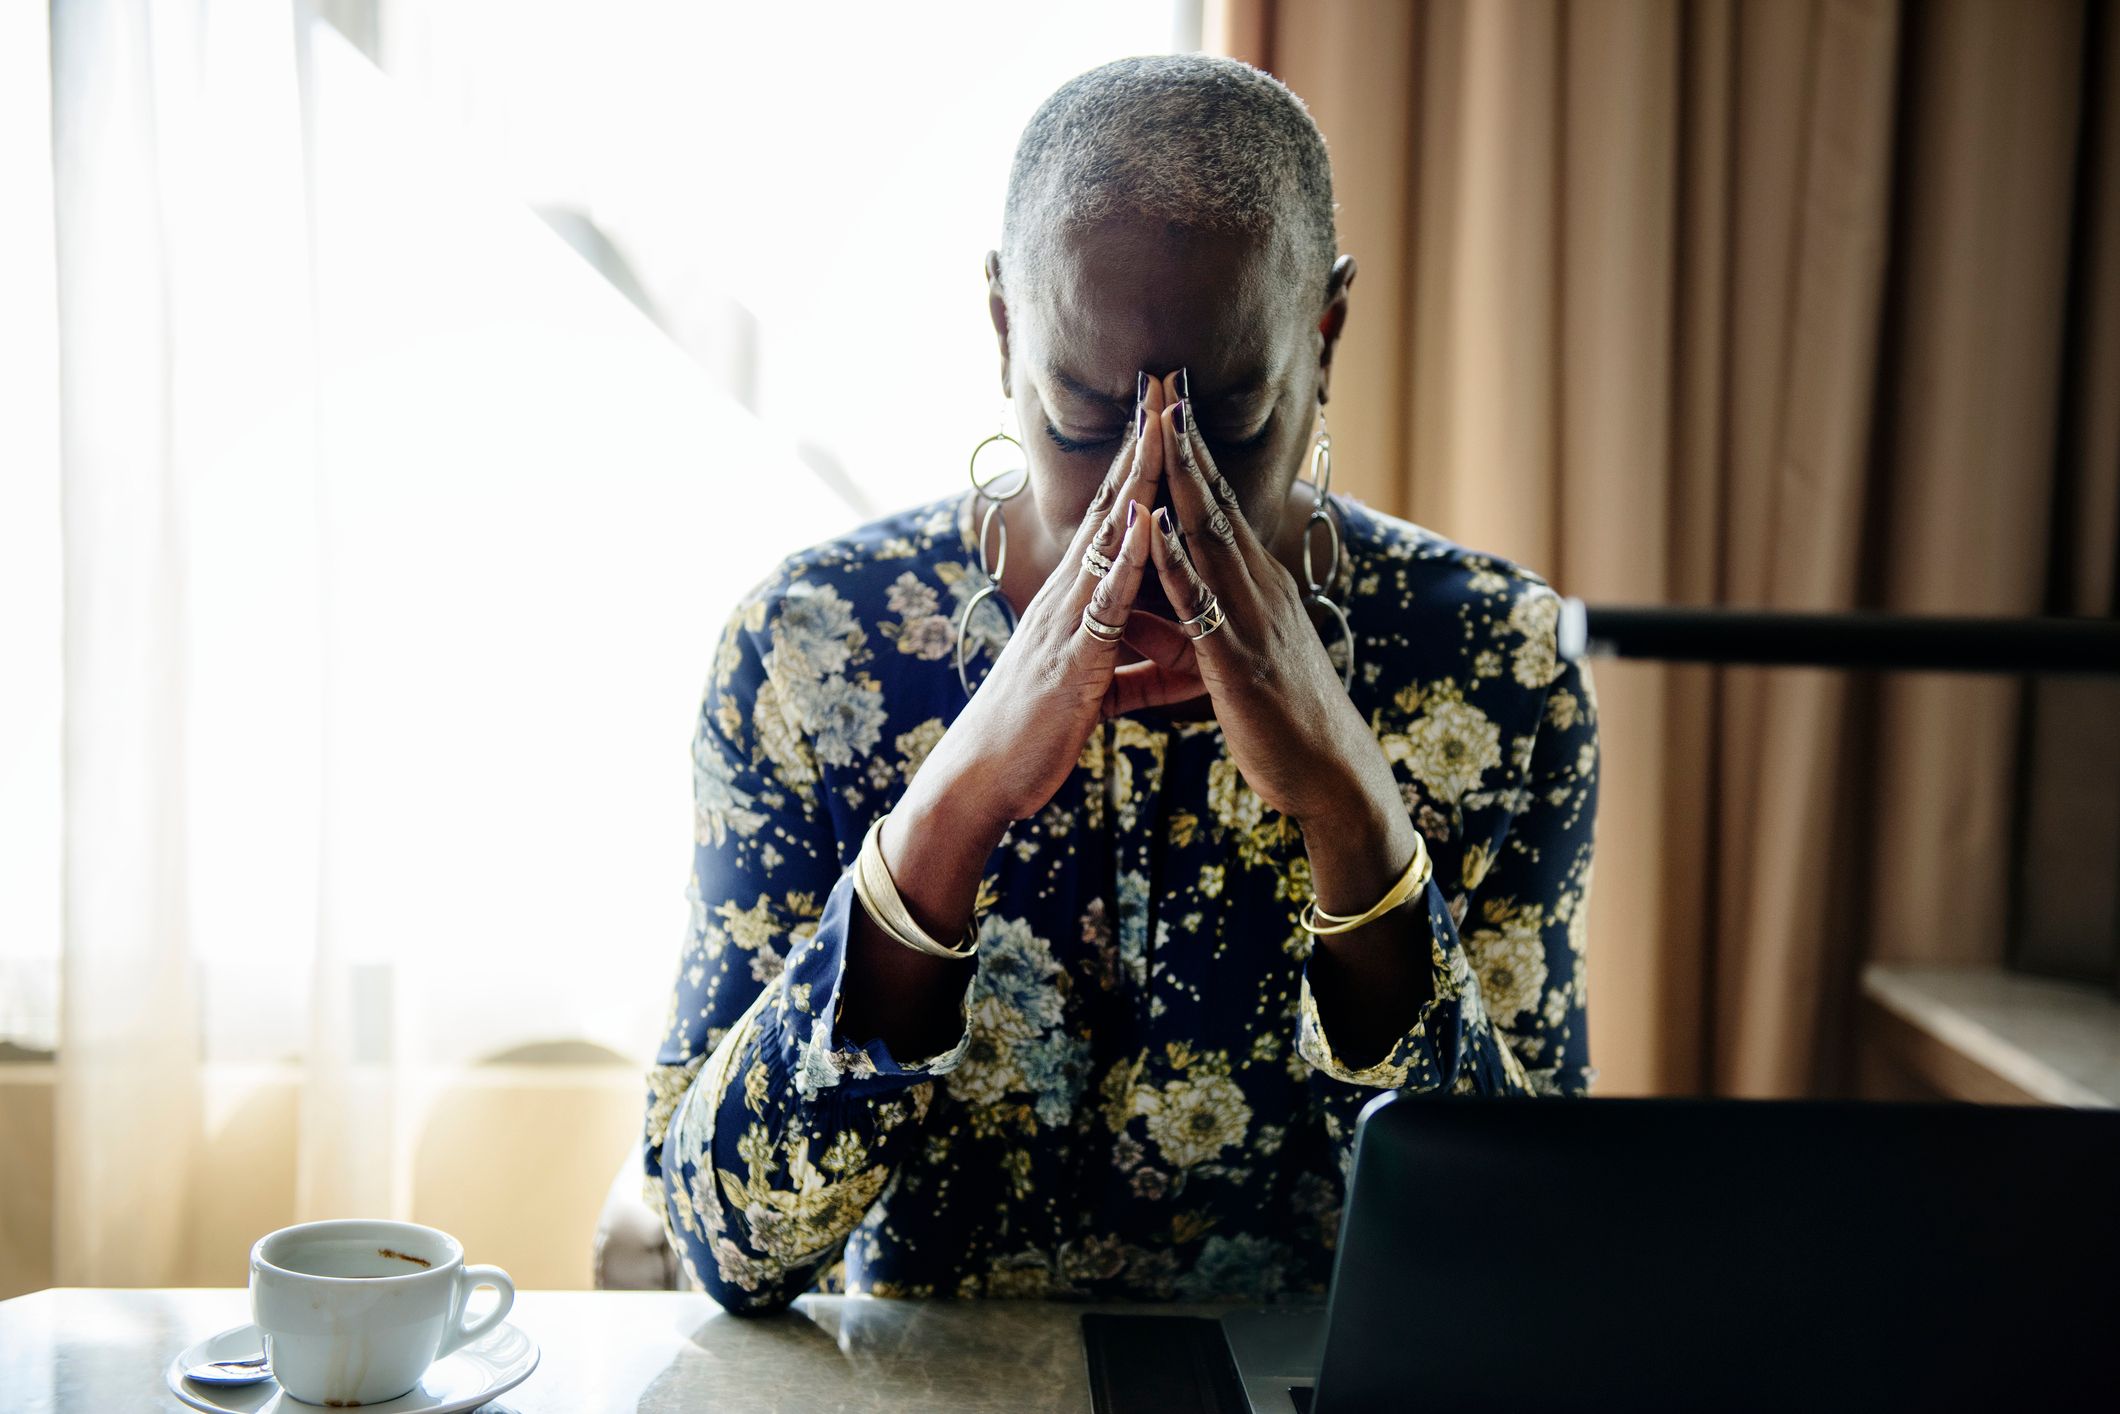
left=955, top=405, right=1027, bottom=699
left=1301, top=411, right=1357, bottom=690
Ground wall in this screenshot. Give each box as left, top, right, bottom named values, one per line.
left=0, top=1064, right=645, bottom=1300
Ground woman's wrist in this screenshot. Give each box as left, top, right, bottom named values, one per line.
left=836, top=760, right=1001, bottom=1059
left=1299, top=777, right=1421, bottom=920
left=1296, top=772, right=1434, bottom=1069
left=882, top=755, right=1012, bottom=940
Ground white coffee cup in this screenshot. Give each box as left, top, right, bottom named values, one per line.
left=249, top=1218, right=514, bottom=1407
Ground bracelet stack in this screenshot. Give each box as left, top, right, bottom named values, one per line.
left=852, top=814, right=981, bottom=961
left=1297, top=833, right=1433, bottom=936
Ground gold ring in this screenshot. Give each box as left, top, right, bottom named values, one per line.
left=1081, top=606, right=1126, bottom=642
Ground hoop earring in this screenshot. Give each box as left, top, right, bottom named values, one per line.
left=955, top=406, right=1027, bottom=699
left=1301, top=412, right=1357, bottom=690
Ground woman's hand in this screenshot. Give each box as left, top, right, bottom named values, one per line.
left=915, top=376, right=1204, bottom=833
left=856, top=375, right=1204, bottom=1033
left=1123, top=383, right=1398, bottom=832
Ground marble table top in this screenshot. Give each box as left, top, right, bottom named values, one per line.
left=0, top=1287, right=1254, bottom=1412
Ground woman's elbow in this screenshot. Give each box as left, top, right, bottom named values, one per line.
left=709, top=1284, right=801, bottom=1317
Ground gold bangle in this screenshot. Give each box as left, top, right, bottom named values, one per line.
left=851, top=814, right=980, bottom=960
left=1298, top=833, right=1432, bottom=936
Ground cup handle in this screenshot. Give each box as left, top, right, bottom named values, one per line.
left=437, top=1264, right=514, bottom=1359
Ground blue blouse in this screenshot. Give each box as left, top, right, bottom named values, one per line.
left=642, top=489, right=1599, bottom=1310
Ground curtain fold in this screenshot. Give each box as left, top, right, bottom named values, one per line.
left=51, top=0, right=331, bottom=1285
left=1224, top=0, right=2120, bottom=1094
left=50, top=0, right=210, bottom=1287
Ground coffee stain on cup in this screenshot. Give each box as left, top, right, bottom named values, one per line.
left=376, top=1247, right=431, bottom=1268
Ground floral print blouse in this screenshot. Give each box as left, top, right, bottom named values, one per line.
left=642, top=489, right=1599, bottom=1311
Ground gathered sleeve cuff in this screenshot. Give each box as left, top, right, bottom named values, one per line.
left=1293, top=875, right=1532, bottom=1095
left=786, top=868, right=972, bottom=1099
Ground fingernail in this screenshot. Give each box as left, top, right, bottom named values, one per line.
left=1126, top=499, right=1137, bottom=528
left=1137, top=370, right=1148, bottom=405
left=1179, top=367, right=1190, bottom=402
left=1155, top=505, right=1173, bottom=535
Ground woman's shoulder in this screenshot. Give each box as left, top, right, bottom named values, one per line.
left=711, top=493, right=982, bottom=718
left=1339, top=496, right=1559, bottom=603
left=756, top=494, right=967, bottom=590
left=1336, top=496, right=1573, bottom=702
left=724, top=493, right=972, bottom=627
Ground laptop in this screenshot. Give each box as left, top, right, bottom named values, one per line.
left=1095, top=1093, right=2119, bottom=1412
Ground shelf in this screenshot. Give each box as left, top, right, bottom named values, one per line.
left=1859, top=963, right=2119, bottom=1108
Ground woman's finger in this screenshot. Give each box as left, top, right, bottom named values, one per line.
left=1149, top=504, right=1228, bottom=648
left=1064, top=409, right=1144, bottom=564
left=1120, top=609, right=1198, bottom=679
left=1124, top=374, right=1169, bottom=531
left=1154, top=400, right=1251, bottom=586
left=1072, top=460, right=1141, bottom=588
left=1163, top=370, right=1257, bottom=522
left=1103, top=655, right=1205, bottom=719
left=1077, top=500, right=1151, bottom=652
left=1068, top=379, right=1170, bottom=572
left=1068, top=379, right=1165, bottom=608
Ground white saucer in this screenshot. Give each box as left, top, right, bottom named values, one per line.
left=164, top=1320, right=539, bottom=1413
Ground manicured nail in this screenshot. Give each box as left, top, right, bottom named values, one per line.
left=1178, top=398, right=1192, bottom=438
left=1126, top=499, right=1137, bottom=528
left=1179, top=367, right=1190, bottom=402
left=1154, top=505, right=1173, bottom=535
left=1137, top=370, right=1148, bottom=404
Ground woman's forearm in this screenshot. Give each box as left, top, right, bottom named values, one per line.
left=837, top=757, right=1008, bottom=1059
left=1298, top=772, right=1435, bottom=1071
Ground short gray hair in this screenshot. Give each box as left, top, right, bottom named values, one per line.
left=1000, top=54, right=1338, bottom=309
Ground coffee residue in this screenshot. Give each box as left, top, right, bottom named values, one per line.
left=376, top=1247, right=431, bottom=1268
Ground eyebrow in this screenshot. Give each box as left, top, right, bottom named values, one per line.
left=1047, top=366, right=1129, bottom=413
left=1045, top=365, right=1272, bottom=412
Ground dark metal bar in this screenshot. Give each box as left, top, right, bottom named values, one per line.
left=1557, top=601, right=2120, bottom=677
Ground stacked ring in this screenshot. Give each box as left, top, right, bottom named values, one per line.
left=1081, top=547, right=1114, bottom=578
left=1081, top=607, right=1126, bottom=642
left=1179, top=593, right=1226, bottom=641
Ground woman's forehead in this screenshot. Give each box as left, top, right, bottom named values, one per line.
left=1020, top=219, right=1302, bottom=402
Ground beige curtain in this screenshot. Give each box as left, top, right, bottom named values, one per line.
left=1218, top=0, right=2118, bottom=1095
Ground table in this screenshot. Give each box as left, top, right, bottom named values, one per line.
left=0, top=1287, right=1250, bottom=1411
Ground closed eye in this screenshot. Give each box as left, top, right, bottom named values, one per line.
left=1043, top=420, right=1119, bottom=455
left=1046, top=415, right=1274, bottom=457
left=1217, top=419, right=1275, bottom=455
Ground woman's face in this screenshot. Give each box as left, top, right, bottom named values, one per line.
left=990, top=218, right=1346, bottom=613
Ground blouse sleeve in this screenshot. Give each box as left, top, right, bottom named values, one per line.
left=640, top=581, right=972, bottom=1313
left=1294, top=584, right=1600, bottom=1100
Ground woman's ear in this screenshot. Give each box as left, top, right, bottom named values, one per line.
left=985, top=250, right=1012, bottom=395
left=1316, top=254, right=1357, bottom=406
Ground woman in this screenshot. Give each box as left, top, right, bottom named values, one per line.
left=643, top=54, right=1598, bottom=1311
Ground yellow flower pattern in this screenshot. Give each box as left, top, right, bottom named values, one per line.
left=642, top=491, right=1598, bottom=1311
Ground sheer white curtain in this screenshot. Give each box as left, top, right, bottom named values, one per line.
left=43, top=1, right=848, bottom=1284
left=50, top=0, right=275, bottom=1287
